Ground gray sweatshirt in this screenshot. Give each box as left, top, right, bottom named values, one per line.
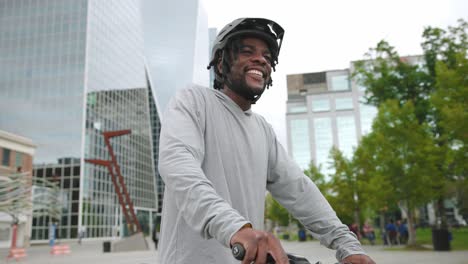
left=158, top=86, right=365, bottom=263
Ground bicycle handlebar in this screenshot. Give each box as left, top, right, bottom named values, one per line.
left=231, top=243, right=312, bottom=264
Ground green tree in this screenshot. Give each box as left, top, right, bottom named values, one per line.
left=303, top=161, right=329, bottom=194
left=265, top=192, right=290, bottom=227
left=423, top=19, right=468, bottom=224
left=265, top=162, right=330, bottom=229
left=354, top=136, right=397, bottom=233
left=427, top=21, right=468, bottom=219
left=327, top=148, right=363, bottom=228
left=353, top=19, right=467, bottom=228
left=352, top=40, right=432, bottom=123
left=358, top=100, right=440, bottom=245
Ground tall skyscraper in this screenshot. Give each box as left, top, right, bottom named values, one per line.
left=0, top=0, right=208, bottom=242
left=285, top=67, right=378, bottom=175
left=140, top=0, right=209, bottom=112
left=208, top=27, right=218, bottom=88
left=140, top=0, right=209, bottom=215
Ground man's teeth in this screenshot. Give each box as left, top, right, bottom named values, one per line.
left=247, top=70, right=263, bottom=77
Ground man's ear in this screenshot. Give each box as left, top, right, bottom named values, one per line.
left=216, top=57, right=223, bottom=75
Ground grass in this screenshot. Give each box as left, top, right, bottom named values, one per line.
left=356, top=227, right=468, bottom=251
left=416, top=227, right=468, bottom=250
left=279, top=227, right=468, bottom=250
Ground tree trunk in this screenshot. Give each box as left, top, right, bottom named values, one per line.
left=379, top=210, right=386, bottom=244
left=407, top=208, right=417, bottom=246
left=354, top=203, right=361, bottom=238
left=436, top=197, right=447, bottom=228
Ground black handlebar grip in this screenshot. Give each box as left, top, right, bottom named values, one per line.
left=232, top=243, right=314, bottom=264
left=231, top=243, right=276, bottom=263
left=232, top=243, right=245, bottom=260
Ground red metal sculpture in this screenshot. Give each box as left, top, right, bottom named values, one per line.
left=85, top=129, right=142, bottom=234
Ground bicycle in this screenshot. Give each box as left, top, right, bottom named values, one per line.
left=232, top=243, right=330, bottom=264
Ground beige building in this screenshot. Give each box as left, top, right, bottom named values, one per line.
left=286, top=67, right=377, bottom=176
left=0, top=130, right=36, bottom=248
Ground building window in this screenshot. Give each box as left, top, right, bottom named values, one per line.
left=313, top=117, right=333, bottom=175
left=335, top=98, right=353, bottom=110
left=288, top=105, right=307, bottom=114
left=330, top=75, right=349, bottom=91
left=337, top=116, right=357, bottom=158
left=312, top=98, right=330, bottom=112
left=357, top=83, right=367, bottom=92
left=290, top=119, right=310, bottom=169
left=15, top=152, right=23, bottom=168
left=359, top=98, right=378, bottom=135
left=2, top=149, right=11, bottom=166
left=353, top=73, right=367, bottom=91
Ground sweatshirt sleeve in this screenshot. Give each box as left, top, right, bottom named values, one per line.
left=158, top=88, right=250, bottom=247
left=265, top=126, right=367, bottom=261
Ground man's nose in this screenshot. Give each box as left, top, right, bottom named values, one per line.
left=251, top=52, right=268, bottom=65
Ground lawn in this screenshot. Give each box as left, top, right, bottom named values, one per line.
left=416, top=227, right=468, bottom=250
left=280, top=226, right=468, bottom=250
left=358, top=227, right=468, bottom=250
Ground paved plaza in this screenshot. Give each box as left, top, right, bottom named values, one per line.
left=1, top=240, right=467, bottom=264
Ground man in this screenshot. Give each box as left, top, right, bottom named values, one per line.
left=396, top=220, right=408, bottom=244
left=158, top=18, right=375, bottom=264
left=386, top=219, right=398, bottom=245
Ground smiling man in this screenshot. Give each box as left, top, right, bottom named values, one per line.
left=157, top=18, right=375, bottom=264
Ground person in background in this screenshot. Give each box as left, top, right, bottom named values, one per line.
left=152, top=226, right=159, bottom=250
left=78, top=226, right=86, bottom=245
left=349, top=223, right=361, bottom=240
left=362, top=221, right=376, bottom=245
left=157, top=17, right=376, bottom=264
left=386, top=219, right=398, bottom=245
left=397, top=220, right=408, bottom=244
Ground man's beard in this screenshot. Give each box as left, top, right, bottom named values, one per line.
left=225, top=73, right=267, bottom=102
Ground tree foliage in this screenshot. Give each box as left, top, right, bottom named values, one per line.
left=352, top=40, right=432, bottom=123
left=364, top=101, right=441, bottom=204
left=265, top=161, right=329, bottom=227
left=327, top=148, right=363, bottom=226
left=352, top=19, right=467, bottom=230
left=303, top=161, right=329, bottom=194
left=357, top=100, right=440, bottom=245
left=426, top=19, right=468, bottom=219
left=265, top=192, right=290, bottom=227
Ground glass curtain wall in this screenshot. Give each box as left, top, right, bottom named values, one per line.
left=0, top=0, right=87, bottom=164
left=32, top=159, right=81, bottom=240
left=313, top=117, right=333, bottom=175
left=84, top=88, right=156, bottom=238
left=290, top=119, right=311, bottom=169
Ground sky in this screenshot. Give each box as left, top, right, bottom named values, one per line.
left=202, top=0, right=467, bottom=148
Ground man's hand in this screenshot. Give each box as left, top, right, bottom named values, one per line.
left=230, top=226, right=288, bottom=264
left=342, top=254, right=376, bottom=264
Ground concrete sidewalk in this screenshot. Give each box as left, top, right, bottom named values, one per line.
left=281, top=241, right=468, bottom=264
left=1, top=240, right=467, bottom=264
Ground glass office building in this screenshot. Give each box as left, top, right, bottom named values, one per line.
left=140, top=0, right=209, bottom=214
left=0, top=0, right=208, bottom=242
left=286, top=68, right=378, bottom=176
left=140, top=0, right=209, bottom=112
